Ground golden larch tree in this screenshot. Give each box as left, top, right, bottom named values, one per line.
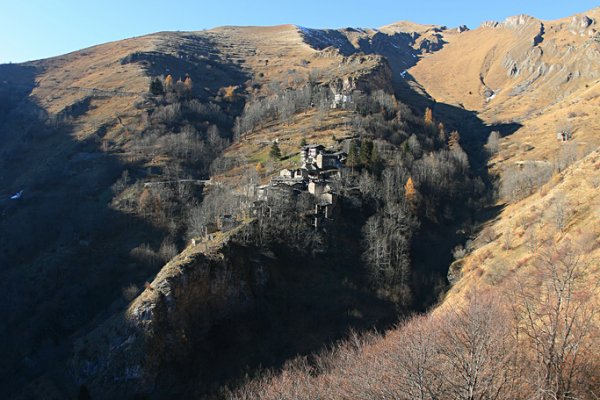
left=164, top=74, right=174, bottom=92
left=404, top=177, right=418, bottom=208
left=138, top=188, right=153, bottom=217
left=255, top=162, right=265, bottom=175
left=183, top=76, right=193, bottom=93
left=223, top=85, right=237, bottom=100
left=424, top=107, right=434, bottom=126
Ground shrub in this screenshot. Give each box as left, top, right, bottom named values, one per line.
left=122, top=284, right=140, bottom=301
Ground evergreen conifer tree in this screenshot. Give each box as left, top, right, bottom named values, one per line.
left=269, top=142, right=282, bottom=160
left=149, top=78, right=164, bottom=95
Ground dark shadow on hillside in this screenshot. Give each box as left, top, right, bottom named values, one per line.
left=0, top=64, right=38, bottom=122
left=391, top=74, right=521, bottom=310
left=121, top=33, right=249, bottom=104
left=1, top=37, right=261, bottom=399
left=298, top=28, right=358, bottom=56
left=0, top=65, right=171, bottom=399
left=148, top=200, right=398, bottom=399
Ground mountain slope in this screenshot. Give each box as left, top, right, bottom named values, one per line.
left=0, top=23, right=398, bottom=399
left=408, top=9, right=600, bottom=164
left=1, top=7, right=599, bottom=400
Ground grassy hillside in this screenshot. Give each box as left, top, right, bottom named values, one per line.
left=0, top=22, right=411, bottom=399
left=409, top=8, right=600, bottom=165
left=222, top=8, right=600, bottom=400
left=1, top=7, right=599, bottom=399
left=447, top=148, right=600, bottom=304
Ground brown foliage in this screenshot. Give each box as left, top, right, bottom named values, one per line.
left=164, top=74, right=174, bottom=91
left=424, top=107, right=434, bottom=126
left=183, top=76, right=193, bottom=93
left=510, top=240, right=600, bottom=400
left=404, top=177, right=417, bottom=202
left=231, top=240, right=600, bottom=400
left=221, top=85, right=238, bottom=100
left=138, top=188, right=153, bottom=216
left=231, top=292, right=519, bottom=400
left=448, top=130, right=461, bottom=151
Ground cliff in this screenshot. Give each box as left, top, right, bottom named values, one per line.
left=71, top=229, right=272, bottom=398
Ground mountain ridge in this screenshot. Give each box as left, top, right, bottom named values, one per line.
left=1, top=6, right=599, bottom=399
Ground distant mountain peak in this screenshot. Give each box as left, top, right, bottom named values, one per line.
left=378, top=20, right=446, bottom=35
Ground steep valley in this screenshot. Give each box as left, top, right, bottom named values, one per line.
left=1, top=7, right=599, bottom=400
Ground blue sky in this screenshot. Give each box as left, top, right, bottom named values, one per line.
left=1, top=0, right=598, bottom=63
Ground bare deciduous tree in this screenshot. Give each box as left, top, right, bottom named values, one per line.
left=435, top=291, right=517, bottom=400
left=512, top=241, right=599, bottom=400
left=550, top=193, right=568, bottom=232
left=500, top=164, right=553, bottom=202
left=486, top=131, right=500, bottom=155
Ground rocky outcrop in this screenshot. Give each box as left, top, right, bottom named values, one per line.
left=503, top=14, right=536, bottom=29
left=71, top=237, right=271, bottom=398
left=447, top=259, right=464, bottom=285
left=299, top=24, right=447, bottom=79
left=480, top=21, right=499, bottom=28
left=569, top=14, right=596, bottom=36
left=328, top=55, right=393, bottom=95
left=500, top=17, right=600, bottom=90
left=419, top=34, right=445, bottom=52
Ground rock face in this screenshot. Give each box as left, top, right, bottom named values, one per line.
left=447, top=259, right=464, bottom=285
left=569, top=15, right=595, bottom=36
left=327, top=54, right=393, bottom=95
left=419, top=34, right=445, bottom=52
left=503, top=14, right=536, bottom=28
left=361, top=57, right=394, bottom=92
left=500, top=19, right=600, bottom=89
left=298, top=23, right=447, bottom=82
left=480, top=20, right=499, bottom=28
left=71, top=239, right=271, bottom=398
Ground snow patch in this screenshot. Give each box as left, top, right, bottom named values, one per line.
left=295, top=25, right=349, bottom=50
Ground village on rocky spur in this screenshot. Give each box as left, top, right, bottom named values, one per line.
left=194, top=140, right=351, bottom=242
left=255, top=143, right=347, bottom=228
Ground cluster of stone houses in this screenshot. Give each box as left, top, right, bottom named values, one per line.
left=194, top=144, right=348, bottom=243
left=256, top=144, right=347, bottom=228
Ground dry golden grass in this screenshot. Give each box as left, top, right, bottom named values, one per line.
left=410, top=10, right=600, bottom=112
left=445, top=148, right=600, bottom=307
left=214, top=108, right=354, bottom=186
left=409, top=8, right=600, bottom=167
left=204, top=24, right=382, bottom=93
left=31, top=35, right=155, bottom=113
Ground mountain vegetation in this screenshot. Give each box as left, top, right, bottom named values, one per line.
left=0, top=7, right=598, bottom=400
